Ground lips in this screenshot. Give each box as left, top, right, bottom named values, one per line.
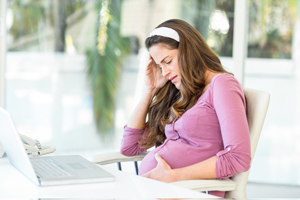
left=170, top=75, right=177, bottom=82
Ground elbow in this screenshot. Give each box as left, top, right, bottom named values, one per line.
left=120, top=147, right=132, bottom=156
left=120, top=142, right=133, bottom=156
left=216, top=150, right=251, bottom=179
left=120, top=144, right=144, bottom=156
left=234, top=155, right=251, bottom=175
left=120, top=148, right=127, bottom=156
left=120, top=137, right=136, bottom=156
left=232, top=151, right=251, bottom=174
left=237, top=148, right=251, bottom=173
left=242, top=157, right=251, bottom=172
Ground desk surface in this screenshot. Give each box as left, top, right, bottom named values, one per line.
left=0, top=157, right=217, bottom=199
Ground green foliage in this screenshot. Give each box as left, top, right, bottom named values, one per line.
left=8, top=0, right=86, bottom=42
left=8, top=0, right=46, bottom=40
left=86, top=0, right=130, bottom=137
left=248, top=0, right=296, bottom=58
left=181, top=0, right=235, bottom=57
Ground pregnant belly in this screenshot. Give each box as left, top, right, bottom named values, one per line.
left=138, top=138, right=212, bottom=175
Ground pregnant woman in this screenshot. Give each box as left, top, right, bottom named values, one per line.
left=120, top=19, right=251, bottom=197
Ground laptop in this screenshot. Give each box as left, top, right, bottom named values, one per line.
left=0, top=107, right=115, bottom=186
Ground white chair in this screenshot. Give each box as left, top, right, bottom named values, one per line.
left=87, top=88, right=270, bottom=199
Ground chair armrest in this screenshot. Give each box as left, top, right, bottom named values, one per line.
left=86, top=151, right=148, bottom=165
left=86, top=152, right=236, bottom=192
left=171, top=178, right=237, bottom=192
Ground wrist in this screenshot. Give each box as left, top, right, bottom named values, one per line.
left=170, top=168, right=182, bottom=182
left=145, top=88, right=158, bottom=98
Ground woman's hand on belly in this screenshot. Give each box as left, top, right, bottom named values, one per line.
left=142, top=153, right=178, bottom=183
left=142, top=153, right=218, bottom=183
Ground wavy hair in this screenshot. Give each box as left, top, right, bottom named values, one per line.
left=142, top=19, right=232, bottom=148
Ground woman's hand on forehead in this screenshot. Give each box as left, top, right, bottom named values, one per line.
left=145, top=54, right=168, bottom=92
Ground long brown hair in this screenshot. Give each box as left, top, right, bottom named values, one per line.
left=142, top=19, right=231, bottom=148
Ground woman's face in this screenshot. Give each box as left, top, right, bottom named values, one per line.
left=149, top=43, right=181, bottom=89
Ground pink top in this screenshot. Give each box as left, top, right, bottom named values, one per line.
left=120, top=73, right=251, bottom=196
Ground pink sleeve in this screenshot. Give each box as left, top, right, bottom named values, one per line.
left=120, top=125, right=150, bottom=156
left=212, top=75, right=251, bottom=179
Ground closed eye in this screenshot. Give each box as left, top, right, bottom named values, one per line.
left=166, top=60, right=172, bottom=64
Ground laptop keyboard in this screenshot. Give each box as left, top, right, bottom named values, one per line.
left=31, top=158, right=71, bottom=178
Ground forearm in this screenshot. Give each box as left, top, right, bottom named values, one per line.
left=127, top=89, right=158, bottom=129
left=172, top=156, right=217, bottom=181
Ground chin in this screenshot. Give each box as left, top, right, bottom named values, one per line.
left=175, top=84, right=181, bottom=90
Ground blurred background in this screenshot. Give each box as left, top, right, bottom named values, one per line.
left=1, top=0, right=300, bottom=198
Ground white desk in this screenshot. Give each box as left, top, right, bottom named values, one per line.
left=0, top=157, right=217, bottom=199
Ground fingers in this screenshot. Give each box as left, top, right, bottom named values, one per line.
left=147, top=57, right=157, bottom=69
left=155, top=153, right=162, bottom=162
left=155, top=153, right=172, bottom=170
left=146, top=59, right=160, bottom=75
left=148, top=54, right=153, bottom=65
left=142, top=172, right=149, bottom=178
left=155, top=153, right=165, bottom=167
left=147, top=58, right=153, bottom=67
left=148, top=54, right=157, bottom=67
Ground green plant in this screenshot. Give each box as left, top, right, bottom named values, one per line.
left=86, top=0, right=130, bottom=137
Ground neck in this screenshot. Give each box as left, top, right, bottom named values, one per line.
left=204, top=70, right=213, bottom=85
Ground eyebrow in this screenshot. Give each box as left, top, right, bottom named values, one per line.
left=160, top=56, right=169, bottom=64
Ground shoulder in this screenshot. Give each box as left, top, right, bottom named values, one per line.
left=211, top=73, right=243, bottom=92
left=209, top=73, right=245, bottom=107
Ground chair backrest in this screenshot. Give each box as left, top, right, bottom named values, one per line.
left=225, top=88, right=270, bottom=198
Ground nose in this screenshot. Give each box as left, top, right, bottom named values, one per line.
left=161, top=65, right=170, bottom=77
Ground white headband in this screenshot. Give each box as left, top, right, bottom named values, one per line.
left=149, top=27, right=180, bottom=42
